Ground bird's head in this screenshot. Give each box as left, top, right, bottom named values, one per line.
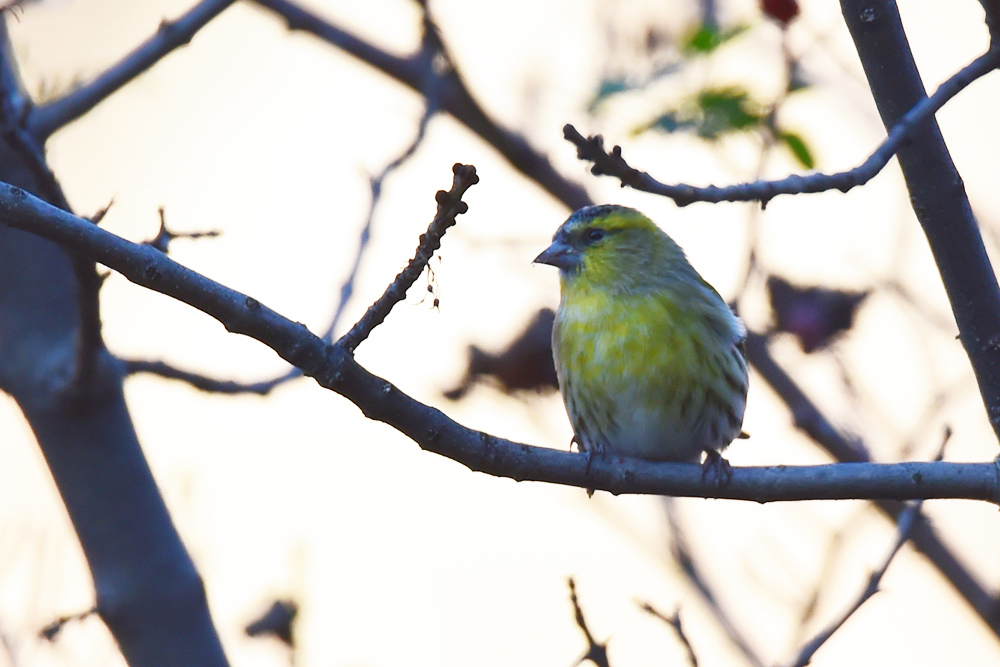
left=534, top=205, right=689, bottom=293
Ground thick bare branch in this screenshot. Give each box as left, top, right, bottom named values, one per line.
left=841, top=0, right=1000, bottom=443
left=1, top=175, right=999, bottom=503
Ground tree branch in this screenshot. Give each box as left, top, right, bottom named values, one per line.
left=563, top=45, right=1000, bottom=208
left=25, top=0, right=238, bottom=141
left=640, top=604, right=700, bottom=667
left=1, top=174, right=999, bottom=503
left=784, top=501, right=923, bottom=667
left=569, top=578, right=610, bottom=667
left=339, top=164, right=477, bottom=352
left=841, top=0, right=1000, bottom=443
left=249, top=0, right=592, bottom=211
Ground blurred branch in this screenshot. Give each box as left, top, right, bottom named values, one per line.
left=39, top=607, right=98, bottom=642
left=249, top=0, right=592, bottom=211
left=982, top=0, right=1000, bottom=42
left=68, top=202, right=115, bottom=399
left=2, top=174, right=1000, bottom=503
left=564, top=46, right=1000, bottom=207
left=664, top=503, right=766, bottom=667
left=639, top=603, right=700, bottom=667
left=786, top=433, right=951, bottom=666
left=744, top=331, right=869, bottom=463
left=327, top=9, right=443, bottom=342
left=569, top=579, right=610, bottom=667
left=122, top=358, right=286, bottom=394
left=784, top=500, right=923, bottom=667
left=0, top=21, right=69, bottom=209
left=747, top=330, right=1000, bottom=637
left=25, top=0, right=238, bottom=141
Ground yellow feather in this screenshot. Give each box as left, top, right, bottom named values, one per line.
left=536, top=205, right=747, bottom=462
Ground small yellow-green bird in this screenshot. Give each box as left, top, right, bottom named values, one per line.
left=534, top=204, right=748, bottom=465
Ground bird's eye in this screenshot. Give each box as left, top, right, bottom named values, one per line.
left=585, top=228, right=606, bottom=243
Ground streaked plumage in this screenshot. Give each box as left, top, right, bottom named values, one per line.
left=534, top=205, right=748, bottom=463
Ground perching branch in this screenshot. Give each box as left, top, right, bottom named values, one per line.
left=563, top=46, right=1000, bottom=208
left=1, top=171, right=999, bottom=503
left=25, top=0, right=238, bottom=141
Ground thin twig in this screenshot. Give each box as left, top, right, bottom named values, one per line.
left=564, top=47, right=1000, bottom=208
left=25, top=0, right=237, bottom=140
left=640, top=603, right=699, bottom=667
left=784, top=430, right=951, bottom=667
left=569, top=578, right=610, bottom=667
left=121, top=359, right=286, bottom=395
left=325, top=12, right=443, bottom=341
left=783, top=501, right=924, bottom=667
left=338, top=163, right=478, bottom=353
left=39, top=607, right=97, bottom=641
left=146, top=207, right=220, bottom=254
left=68, top=201, right=119, bottom=399
left=664, top=504, right=766, bottom=667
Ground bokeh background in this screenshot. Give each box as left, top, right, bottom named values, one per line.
left=2, top=0, right=1000, bottom=665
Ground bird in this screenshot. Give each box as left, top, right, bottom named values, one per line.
left=534, top=204, right=748, bottom=469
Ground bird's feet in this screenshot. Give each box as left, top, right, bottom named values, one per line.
left=701, top=450, right=733, bottom=489
left=572, top=435, right=599, bottom=497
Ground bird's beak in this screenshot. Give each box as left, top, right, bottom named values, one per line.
left=533, top=240, right=581, bottom=271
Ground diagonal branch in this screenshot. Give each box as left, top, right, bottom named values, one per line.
left=1, top=173, right=1000, bottom=503
left=564, top=46, right=1000, bottom=208
left=25, top=0, right=238, bottom=141
left=249, top=0, right=591, bottom=210
left=339, top=164, right=477, bottom=352
left=784, top=501, right=923, bottom=667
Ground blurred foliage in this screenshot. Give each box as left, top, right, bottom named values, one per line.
left=682, top=23, right=748, bottom=54
left=767, top=275, right=870, bottom=352
left=590, top=15, right=816, bottom=170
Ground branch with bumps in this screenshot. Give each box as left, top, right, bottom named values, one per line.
left=0, top=166, right=998, bottom=504
left=563, top=46, right=1000, bottom=208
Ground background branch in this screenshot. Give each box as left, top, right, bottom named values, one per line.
left=25, top=0, right=237, bottom=140
left=249, top=0, right=592, bottom=211
left=784, top=501, right=923, bottom=667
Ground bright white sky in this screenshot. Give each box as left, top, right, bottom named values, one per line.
left=2, top=1, right=1000, bottom=666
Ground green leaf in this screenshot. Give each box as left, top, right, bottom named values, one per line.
left=778, top=131, right=815, bottom=169
left=683, top=23, right=749, bottom=55
left=684, top=25, right=721, bottom=53
left=696, top=88, right=765, bottom=139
